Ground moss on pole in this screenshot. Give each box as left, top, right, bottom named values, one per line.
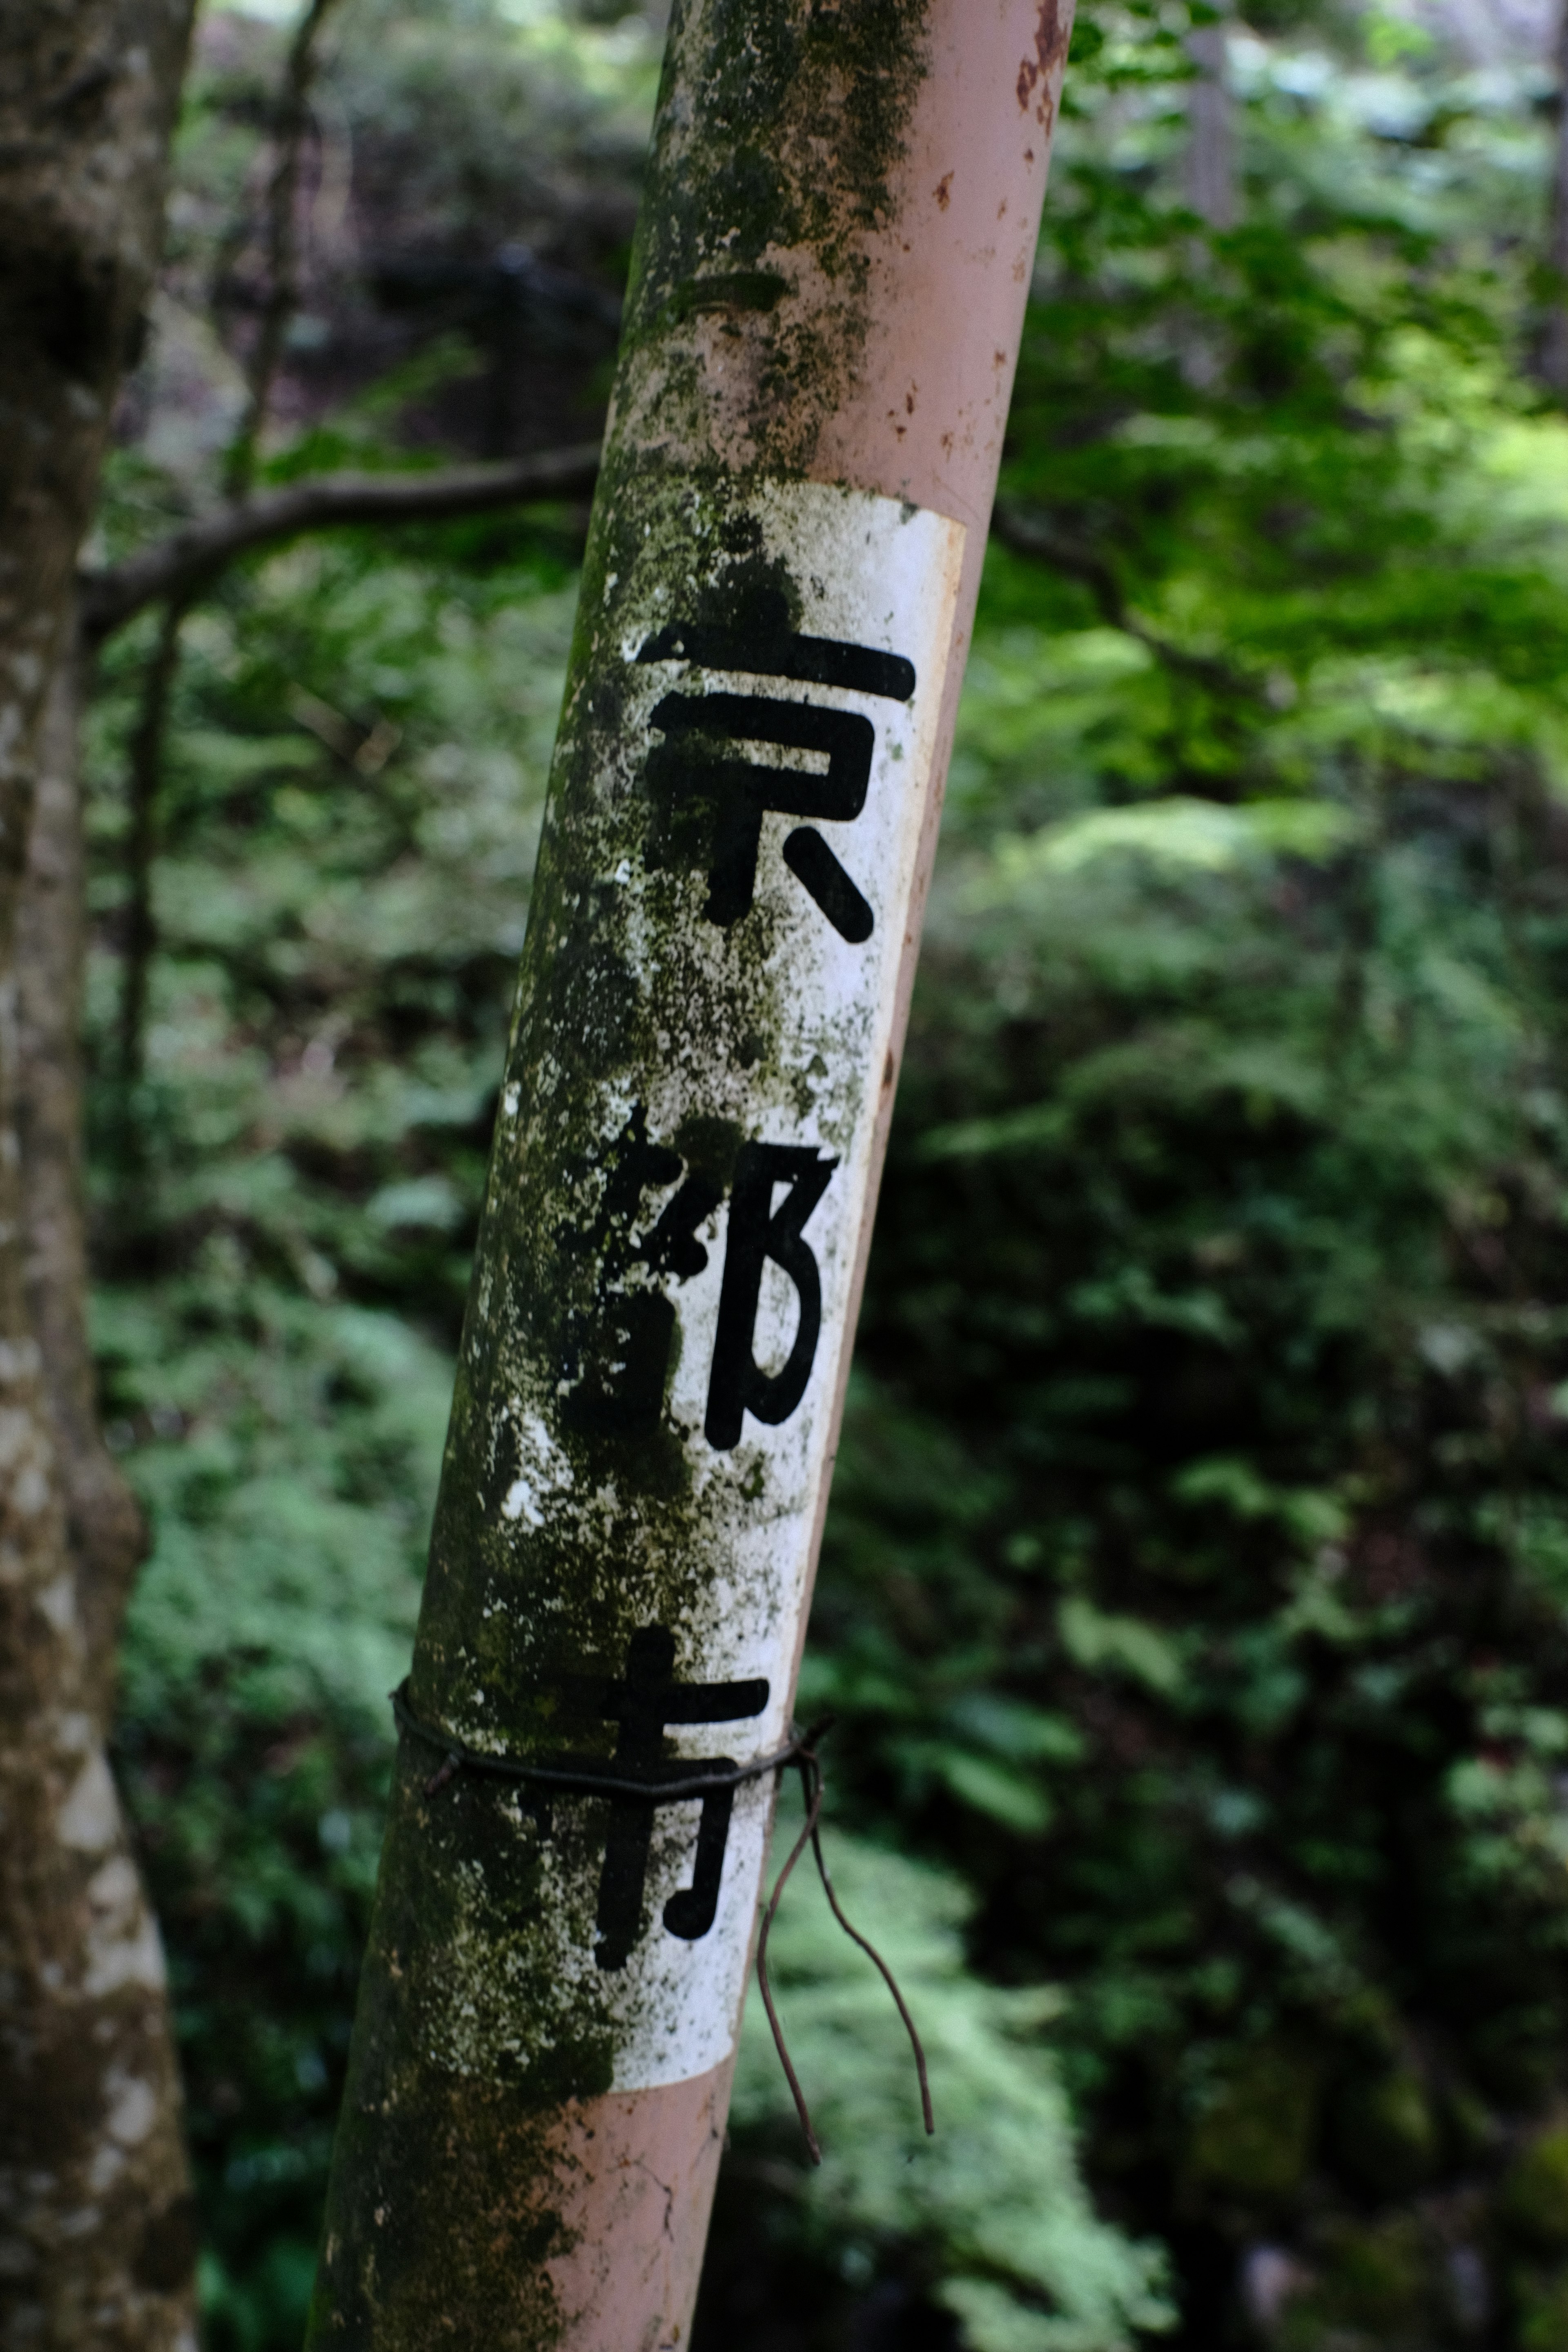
left=308, top=3, right=1074, bottom=2343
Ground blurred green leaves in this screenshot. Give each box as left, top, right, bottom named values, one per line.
left=727, top=1821, right=1174, bottom=2351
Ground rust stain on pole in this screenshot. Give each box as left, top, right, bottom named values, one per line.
left=307, top=4, right=1074, bottom=2347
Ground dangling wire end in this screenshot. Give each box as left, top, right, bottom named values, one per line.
left=389, top=1682, right=931, bottom=2157
left=808, top=1809, right=934, bottom=2138
left=755, top=1717, right=934, bottom=2160
left=756, top=1728, right=829, bottom=2163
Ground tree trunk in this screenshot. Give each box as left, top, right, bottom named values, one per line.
left=2, top=646, right=197, bottom=2351
left=1186, top=0, right=1234, bottom=233
left=1543, top=0, right=1568, bottom=394
left=0, top=8, right=200, bottom=2345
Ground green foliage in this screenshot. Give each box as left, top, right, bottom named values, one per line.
left=786, top=1, right=1568, bottom=2335
left=87, top=515, right=578, bottom=2339
left=813, top=648, right=1568, bottom=2328
left=1181, top=2046, right=1321, bottom=2206
left=92, top=519, right=1160, bottom=2342
left=87, top=532, right=578, bottom=1308
left=107, top=1281, right=446, bottom=2343
left=719, top=1820, right=1172, bottom=2351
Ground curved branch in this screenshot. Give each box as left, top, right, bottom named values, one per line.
left=78, top=441, right=603, bottom=644
left=991, top=502, right=1261, bottom=701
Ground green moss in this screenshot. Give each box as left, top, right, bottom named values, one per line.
left=307, top=1764, right=585, bottom=2350
left=614, top=0, right=934, bottom=475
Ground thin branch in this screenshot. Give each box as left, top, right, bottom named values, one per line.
left=225, top=0, right=347, bottom=496
left=119, top=597, right=189, bottom=1101
left=1185, top=0, right=1235, bottom=234
left=991, top=502, right=1262, bottom=701
left=77, top=442, right=603, bottom=644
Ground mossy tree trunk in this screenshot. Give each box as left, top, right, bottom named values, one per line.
left=0, top=9, right=200, bottom=2345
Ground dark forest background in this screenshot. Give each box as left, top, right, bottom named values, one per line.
left=82, top=0, right=1568, bottom=2343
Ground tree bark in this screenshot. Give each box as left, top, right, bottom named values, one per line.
left=2, top=644, right=195, bottom=2352
left=0, top=7, right=200, bottom=2345
left=1542, top=0, right=1568, bottom=394
left=1185, top=0, right=1234, bottom=233
left=77, top=443, right=604, bottom=643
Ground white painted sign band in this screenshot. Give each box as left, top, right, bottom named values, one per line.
left=409, top=478, right=965, bottom=2096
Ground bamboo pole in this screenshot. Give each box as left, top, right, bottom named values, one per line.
left=307, top=4, right=1074, bottom=2344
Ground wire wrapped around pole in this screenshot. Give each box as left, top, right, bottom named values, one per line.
left=390, top=1684, right=933, bottom=2160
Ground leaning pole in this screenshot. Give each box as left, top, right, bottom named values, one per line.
left=308, top=3, right=1073, bottom=2343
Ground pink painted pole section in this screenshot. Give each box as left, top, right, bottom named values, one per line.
left=561, top=13, right=1075, bottom=2330
left=309, top=7, right=1074, bottom=2348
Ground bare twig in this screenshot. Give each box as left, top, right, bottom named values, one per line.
left=119, top=597, right=190, bottom=1097
left=991, top=502, right=1261, bottom=701
left=225, top=0, right=348, bottom=496
left=77, top=442, right=603, bottom=644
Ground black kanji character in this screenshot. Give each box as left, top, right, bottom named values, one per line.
left=548, top=1624, right=769, bottom=1972
left=637, top=606, right=915, bottom=940
left=705, top=1143, right=837, bottom=1452
left=558, top=1108, right=719, bottom=1438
